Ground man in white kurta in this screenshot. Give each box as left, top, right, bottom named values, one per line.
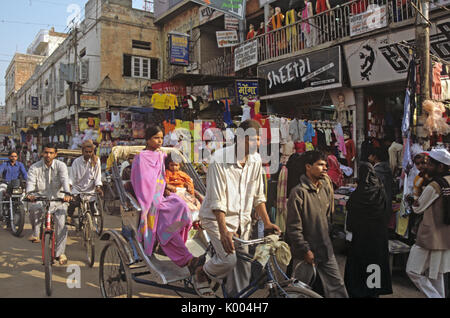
left=406, top=149, right=450, bottom=298
left=68, top=140, right=103, bottom=222
left=195, top=120, right=280, bottom=298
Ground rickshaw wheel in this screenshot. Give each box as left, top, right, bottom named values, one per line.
left=99, top=241, right=132, bottom=298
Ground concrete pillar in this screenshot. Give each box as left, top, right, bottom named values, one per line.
left=354, top=88, right=365, bottom=164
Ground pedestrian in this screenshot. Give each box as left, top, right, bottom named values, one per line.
left=344, top=162, right=393, bottom=298
left=26, top=143, right=72, bottom=265
left=323, top=146, right=344, bottom=189
left=286, top=150, right=349, bottom=298
left=406, top=148, right=450, bottom=298
left=192, top=119, right=280, bottom=298
left=368, top=146, right=394, bottom=218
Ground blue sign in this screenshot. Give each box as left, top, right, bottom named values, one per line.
left=31, top=96, right=39, bottom=110
left=236, top=80, right=258, bottom=106
left=169, top=33, right=190, bottom=66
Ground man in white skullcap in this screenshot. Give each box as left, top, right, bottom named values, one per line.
left=406, top=148, right=450, bottom=298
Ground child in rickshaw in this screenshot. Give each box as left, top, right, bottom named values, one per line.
left=130, top=126, right=204, bottom=272
left=164, top=153, right=201, bottom=212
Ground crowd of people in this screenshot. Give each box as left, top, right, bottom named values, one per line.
left=0, top=115, right=448, bottom=298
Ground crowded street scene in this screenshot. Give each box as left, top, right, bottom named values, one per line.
left=0, top=0, right=449, bottom=302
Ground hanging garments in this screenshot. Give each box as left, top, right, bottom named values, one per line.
left=276, top=165, right=288, bottom=233
left=285, top=9, right=297, bottom=49
left=222, top=99, right=233, bottom=126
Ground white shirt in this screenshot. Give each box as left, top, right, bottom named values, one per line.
left=69, top=156, right=102, bottom=195
left=199, top=146, right=267, bottom=232
left=242, top=105, right=251, bottom=122
left=26, top=159, right=71, bottom=199
left=413, top=185, right=440, bottom=214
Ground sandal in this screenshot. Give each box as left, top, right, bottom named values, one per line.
left=187, top=254, right=206, bottom=275
left=192, top=269, right=216, bottom=298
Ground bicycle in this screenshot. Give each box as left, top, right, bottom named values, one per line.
left=23, top=194, right=68, bottom=297
left=103, top=171, right=119, bottom=215
left=69, top=192, right=97, bottom=267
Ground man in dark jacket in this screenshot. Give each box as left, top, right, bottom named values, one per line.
left=368, top=146, right=394, bottom=217
left=286, top=150, right=348, bottom=298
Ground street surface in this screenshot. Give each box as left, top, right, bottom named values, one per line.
left=0, top=206, right=424, bottom=298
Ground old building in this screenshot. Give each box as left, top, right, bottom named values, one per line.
left=11, top=0, right=161, bottom=148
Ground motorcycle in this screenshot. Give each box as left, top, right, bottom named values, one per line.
left=0, top=179, right=26, bottom=237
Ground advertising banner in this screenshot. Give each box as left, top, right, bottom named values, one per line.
left=169, top=33, right=190, bottom=66
left=257, top=46, right=342, bottom=100
left=349, top=5, right=387, bottom=37
left=191, top=0, right=247, bottom=20
left=225, top=15, right=239, bottom=30
left=236, top=80, right=258, bottom=105
left=216, top=30, right=239, bottom=48
left=199, top=6, right=223, bottom=25
left=234, top=40, right=258, bottom=71
left=344, top=17, right=450, bottom=87
left=80, top=95, right=100, bottom=108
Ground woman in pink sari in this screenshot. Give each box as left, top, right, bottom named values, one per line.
left=131, top=126, right=203, bottom=270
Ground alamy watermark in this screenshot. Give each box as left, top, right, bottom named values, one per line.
left=66, top=264, right=81, bottom=289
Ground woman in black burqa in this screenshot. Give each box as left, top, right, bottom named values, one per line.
left=344, top=162, right=393, bottom=298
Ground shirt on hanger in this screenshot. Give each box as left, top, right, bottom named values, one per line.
left=167, top=94, right=179, bottom=110
left=151, top=93, right=168, bottom=110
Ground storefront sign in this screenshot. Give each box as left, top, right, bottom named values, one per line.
left=234, top=39, right=258, bottom=71
left=191, top=0, right=247, bottom=20
left=350, top=5, right=387, bottom=37
left=216, top=30, right=239, bottom=48
left=199, top=6, right=224, bottom=25
left=225, top=15, right=239, bottom=30
left=31, top=96, right=39, bottom=110
left=236, top=80, right=258, bottom=106
left=169, top=33, right=190, bottom=66
left=344, top=17, right=450, bottom=87
left=152, top=81, right=187, bottom=96
left=80, top=95, right=100, bottom=108
left=257, top=46, right=342, bottom=100
left=0, top=126, right=11, bottom=135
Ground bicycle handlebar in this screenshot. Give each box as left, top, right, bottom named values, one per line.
left=232, top=234, right=282, bottom=247
left=23, top=197, right=65, bottom=203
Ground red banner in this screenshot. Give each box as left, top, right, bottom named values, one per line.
left=151, top=81, right=186, bottom=96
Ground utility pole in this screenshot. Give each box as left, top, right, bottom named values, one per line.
left=415, top=0, right=431, bottom=115
left=72, top=26, right=80, bottom=134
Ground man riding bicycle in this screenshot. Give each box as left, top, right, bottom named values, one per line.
left=0, top=151, right=28, bottom=216
left=67, top=140, right=103, bottom=225
left=26, top=143, right=72, bottom=265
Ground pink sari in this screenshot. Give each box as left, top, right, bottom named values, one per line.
left=131, top=150, right=192, bottom=265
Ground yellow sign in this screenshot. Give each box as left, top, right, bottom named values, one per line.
left=0, top=126, right=11, bottom=135
left=80, top=95, right=100, bottom=108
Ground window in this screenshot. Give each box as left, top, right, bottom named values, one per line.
left=132, top=40, right=151, bottom=50
left=123, top=54, right=159, bottom=80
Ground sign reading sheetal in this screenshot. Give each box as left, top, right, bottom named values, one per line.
left=257, top=46, right=342, bottom=100
left=235, top=39, right=258, bottom=71
left=191, top=0, right=247, bottom=20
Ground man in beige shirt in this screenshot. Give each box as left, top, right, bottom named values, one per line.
left=194, top=120, right=280, bottom=298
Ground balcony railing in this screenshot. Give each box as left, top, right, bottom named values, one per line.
left=232, top=0, right=417, bottom=67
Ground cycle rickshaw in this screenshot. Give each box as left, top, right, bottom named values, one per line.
left=98, top=145, right=321, bottom=298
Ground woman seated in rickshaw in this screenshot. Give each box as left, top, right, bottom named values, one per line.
left=130, top=126, right=203, bottom=271
left=164, top=153, right=201, bottom=212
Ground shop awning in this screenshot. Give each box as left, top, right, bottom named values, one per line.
left=168, top=73, right=242, bottom=86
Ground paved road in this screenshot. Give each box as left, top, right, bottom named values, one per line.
left=0, top=208, right=424, bottom=298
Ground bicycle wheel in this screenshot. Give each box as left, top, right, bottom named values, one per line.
left=83, top=213, right=95, bottom=267
left=92, top=199, right=104, bottom=236
left=271, top=285, right=323, bottom=298
left=11, top=203, right=25, bottom=237
left=99, top=242, right=132, bottom=298
left=44, top=232, right=53, bottom=296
